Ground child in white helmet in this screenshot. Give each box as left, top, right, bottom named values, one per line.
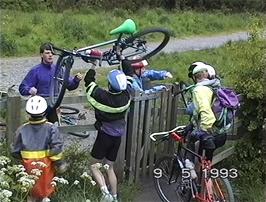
left=11, top=95, right=66, bottom=202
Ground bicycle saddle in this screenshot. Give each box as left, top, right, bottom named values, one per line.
left=110, top=19, right=137, bottom=35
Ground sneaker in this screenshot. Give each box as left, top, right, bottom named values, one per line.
left=100, top=193, right=113, bottom=202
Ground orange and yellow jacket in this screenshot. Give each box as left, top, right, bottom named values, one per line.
left=11, top=118, right=63, bottom=198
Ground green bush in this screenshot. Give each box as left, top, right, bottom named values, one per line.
left=1, top=0, right=266, bottom=12
left=0, top=33, right=18, bottom=56
left=14, top=25, right=32, bottom=37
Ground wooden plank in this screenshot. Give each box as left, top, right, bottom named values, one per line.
left=135, top=100, right=145, bottom=182
left=58, top=124, right=95, bottom=133
left=124, top=105, right=134, bottom=180
left=132, top=91, right=162, bottom=101
left=148, top=98, right=159, bottom=176
left=141, top=99, right=152, bottom=176
left=115, top=114, right=128, bottom=182
left=159, top=91, right=167, bottom=131
left=61, top=95, right=87, bottom=104
left=161, top=91, right=170, bottom=154
left=166, top=87, right=173, bottom=130
left=126, top=100, right=140, bottom=183
left=212, top=146, right=234, bottom=165
left=6, top=94, right=22, bottom=144
left=166, top=88, right=175, bottom=155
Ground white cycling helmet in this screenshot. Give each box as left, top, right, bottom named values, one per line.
left=192, top=63, right=208, bottom=75
left=205, top=64, right=216, bottom=78
left=26, top=96, right=47, bottom=116
left=188, top=62, right=205, bottom=78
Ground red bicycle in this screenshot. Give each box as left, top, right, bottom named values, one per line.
left=150, top=126, right=235, bottom=202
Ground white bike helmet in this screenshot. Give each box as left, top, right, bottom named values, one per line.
left=26, top=96, right=48, bottom=116
left=107, top=70, right=127, bottom=91
left=205, top=64, right=216, bottom=79
left=192, top=63, right=208, bottom=75
left=188, top=62, right=215, bottom=78
left=188, top=62, right=205, bottom=78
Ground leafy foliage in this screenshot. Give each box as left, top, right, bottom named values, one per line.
left=1, top=0, right=266, bottom=12
left=1, top=9, right=264, bottom=57
left=0, top=33, right=18, bottom=56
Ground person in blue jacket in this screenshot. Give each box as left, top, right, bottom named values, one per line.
left=19, top=42, right=82, bottom=122
left=19, top=42, right=82, bottom=97
left=121, top=57, right=173, bottom=93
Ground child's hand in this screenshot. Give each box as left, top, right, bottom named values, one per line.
left=165, top=72, right=173, bottom=79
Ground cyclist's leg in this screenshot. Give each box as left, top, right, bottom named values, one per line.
left=90, top=130, right=109, bottom=192
left=104, top=135, right=121, bottom=199
left=186, top=133, right=197, bottom=162
left=199, top=136, right=216, bottom=161
left=105, top=160, right=117, bottom=198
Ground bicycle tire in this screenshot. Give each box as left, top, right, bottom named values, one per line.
left=153, top=156, right=192, bottom=202
left=122, top=28, right=170, bottom=61
left=201, top=177, right=235, bottom=202
left=49, top=55, right=73, bottom=109
left=60, top=106, right=80, bottom=115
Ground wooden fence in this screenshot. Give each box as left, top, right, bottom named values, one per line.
left=2, top=83, right=243, bottom=183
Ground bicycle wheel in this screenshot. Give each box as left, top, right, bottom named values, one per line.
left=153, top=156, right=192, bottom=202
left=122, top=28, right=170, bottom=60
left=49, top=55, right=73, bottom=109
left=60, top=106, right=80, bottom=115
left=202, top=177, right=235, bottom=202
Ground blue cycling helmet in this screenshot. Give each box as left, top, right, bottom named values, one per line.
left=107, top=70, right=127, bottom=91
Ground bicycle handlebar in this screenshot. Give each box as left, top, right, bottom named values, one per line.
left=150, top=125, right=186, bottom=142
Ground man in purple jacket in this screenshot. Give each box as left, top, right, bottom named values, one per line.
left=19, top=42, right=82, bottom=122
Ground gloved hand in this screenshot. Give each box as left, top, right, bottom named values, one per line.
left=165, top=72, right=173, bottom=79
left=29, top=87, right=37, bottom=95
left=84, top=69, right=96, bottom=87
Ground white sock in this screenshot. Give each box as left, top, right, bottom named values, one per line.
left=112, top=194, right=117, bottom=200
left=100, top=186, right=109, bottom=194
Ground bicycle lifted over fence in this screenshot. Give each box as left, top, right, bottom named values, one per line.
left=48, top=19, right=171, bottom=109
left=150, top=126, right=235, bottom=202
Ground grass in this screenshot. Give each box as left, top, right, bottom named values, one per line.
left=1, top=8, right=265, bottom=57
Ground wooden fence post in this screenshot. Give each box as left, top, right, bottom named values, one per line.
left=6, top=91, right=22, bottom=145
left=125, top=91, right=140, bottom=183
left=262, top=118, right=266, bottom=199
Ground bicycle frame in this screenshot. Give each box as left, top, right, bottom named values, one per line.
left=51, top=29, right=152, bottom=68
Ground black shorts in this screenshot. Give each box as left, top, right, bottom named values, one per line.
left=91, top=130, right=121, bottom=162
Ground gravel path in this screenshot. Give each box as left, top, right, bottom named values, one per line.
left=0, top=31, right=249, bottom=91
